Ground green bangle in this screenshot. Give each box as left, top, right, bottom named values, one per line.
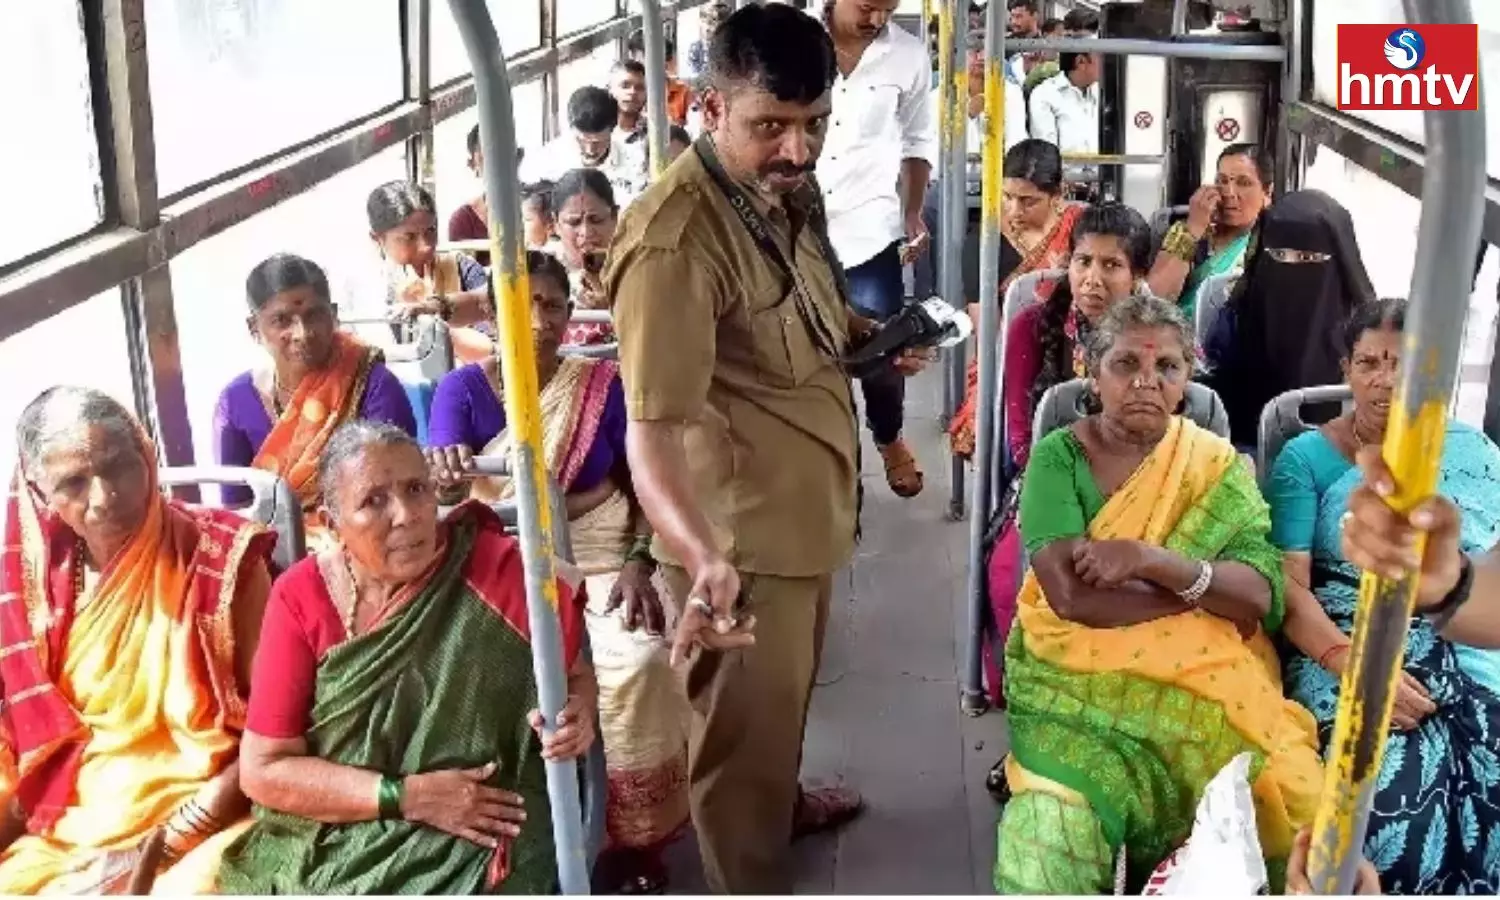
left=377, top=775, right=405, bottom=820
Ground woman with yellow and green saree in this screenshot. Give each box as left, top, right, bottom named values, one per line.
left=994, top=295, right=1322, bottom=894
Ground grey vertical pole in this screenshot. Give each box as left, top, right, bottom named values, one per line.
left=445, top=0, right=591, bottom=893
left=640, top=0, right=670, bottom=178
left=942, top=2, right=969, bottom=521
left=960, top=0, right=1005, bottom=716
left=1304, top=0, right=1484, bottom=893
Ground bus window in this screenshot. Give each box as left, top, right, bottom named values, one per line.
left=433, top=80, right=544, bottom=241
left=169, top=147, right=408, bottom=472
left=430, top=0, right=542, bottom=86
left=145, top=0, right=403, bottom=196
left=558, top=0, right=620, bottom=38
left=0, top=291, right=136, bottom=478
left=0, top=2, right=104, bottom=265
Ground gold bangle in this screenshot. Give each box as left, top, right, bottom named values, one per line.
left=1161, top=222, right=1200, bottom=264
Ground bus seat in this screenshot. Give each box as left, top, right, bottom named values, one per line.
left=381, top=316, right=455, bottom=445
left=1150, top=205, right=1190, bottom=245
left=1030, top=379, right=1232, bottom=457
left=1256, top=385, right=1355, bottom=484
left=1003, top=268, right=1066, bottom=329
left=560, top=343, right=619, bottom=361
left=1193, top=267, right=1242, bottom=341
left=157, top=466, right=305, bottom=572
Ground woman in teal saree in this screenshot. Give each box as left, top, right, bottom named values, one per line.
left=217, top=421, right=596, bottom=894
left=1147, top=143, right=1271, bottom=324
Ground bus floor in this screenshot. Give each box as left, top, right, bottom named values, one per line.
left=662, top=365, right=1010, bottom=894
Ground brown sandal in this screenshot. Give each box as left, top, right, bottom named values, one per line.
left=879, top=439, right=924, bottom=498
left=793, top=785, right=865, bottom=840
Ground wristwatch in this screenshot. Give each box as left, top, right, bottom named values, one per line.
left=1421, top=554, right=1474, bottom=631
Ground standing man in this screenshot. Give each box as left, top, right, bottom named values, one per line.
left=606, top=4, right=865, bottom=893
left=1029, top=50, right=1100, bottom=200
left=817, top=0, right=936, bottom=498
left=521, top=85, right=649, bottom=208
left=609, top=59, right=652, bottom=176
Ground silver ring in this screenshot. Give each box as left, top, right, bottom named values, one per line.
left=1340, top=511, right=1355, bottom=531
left=687, top=596, right=714, bottom=617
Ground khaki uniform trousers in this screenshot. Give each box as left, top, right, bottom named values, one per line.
left=660, top=565, right=833, bottom=894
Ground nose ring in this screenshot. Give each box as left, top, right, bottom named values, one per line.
left=1131, top=377, right=1145, bottom=389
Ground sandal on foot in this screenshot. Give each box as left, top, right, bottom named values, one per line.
left=986, top=758, right=1013, bottom=805
left=793, top=785, right=865, bottom=840
left=878, top=439, right=924, bottom=498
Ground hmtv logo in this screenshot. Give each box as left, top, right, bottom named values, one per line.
left=1337, top=24, right=1479, bottom=110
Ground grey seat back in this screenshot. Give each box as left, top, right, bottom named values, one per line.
left=378, top=315, right=456, bottom=384
left=1193, top=268, right=1242, bottom=342
left=1030, top=379, right=1232, bottom=456
left=1003, top=268, right=1066, bottom=333
left=1256, top=385, right=1355, bottom=485
left=157, top=467, right=305, bottom=572
left=1150, top=205, right=1190, bottom=245
left=561, top=310, right=618, bottom=362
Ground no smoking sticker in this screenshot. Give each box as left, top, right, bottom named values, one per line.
left=1216, top=117, right=1241, bottom=141
left=1133, top=111, right=1154, bottom=129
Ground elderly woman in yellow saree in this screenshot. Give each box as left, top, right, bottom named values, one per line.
left=426, top=250, right=689, bottom=893
left=994, top=295, right=1322, bottom=894
left=0, top=387, right=275, bottom=894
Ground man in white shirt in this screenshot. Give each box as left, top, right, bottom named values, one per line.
left=816, top=0, right=936, bottom=499
left=519, top=85, right=649, bottom=208
left=1028, top=50, right=1100, bottom=198
left=609, top=59, right=652, bottom=177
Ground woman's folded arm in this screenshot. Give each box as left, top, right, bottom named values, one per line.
left=1032, top=539, right=1190, bottom=628
left=1136, top=547, right=1271, bottom=632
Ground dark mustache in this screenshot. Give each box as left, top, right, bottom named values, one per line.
left=764, top=162, right=815, bottom=177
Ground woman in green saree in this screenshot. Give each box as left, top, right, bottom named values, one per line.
left=217, top=421, right=597, bottom=894
left=995, top=295, right=1322, bottom=894
left=1146, top=143, right=1272, bottom=324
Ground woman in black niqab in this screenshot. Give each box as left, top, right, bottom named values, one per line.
left=1204, top=189, right=1376, bottom=447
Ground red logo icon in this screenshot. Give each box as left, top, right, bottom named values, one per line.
left=1336, top=24, right=1479, bottom=110
left=1215, top=117, right=1241, bottom=142
left=1133, top=111, right=1154, bottom=129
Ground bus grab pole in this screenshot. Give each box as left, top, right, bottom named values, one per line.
left=1305, top=0, right=1485, bottom=892
left=960, top=0, right=1005, bottom=717
left=446, top=0, right=591, bottom=893
left=639, top=0, right=670, bottom=179
left=942, top=0, right=969, bottom=521
left=936, top=1, right=957, bottom=430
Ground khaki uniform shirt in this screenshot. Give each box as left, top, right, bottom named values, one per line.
left=607, top=150, right=859, bottom=578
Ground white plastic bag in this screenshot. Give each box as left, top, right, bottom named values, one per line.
left=1142, top=752, right=1268, bottom=895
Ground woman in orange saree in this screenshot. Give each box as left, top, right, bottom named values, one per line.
left=213, top=254, right=418, bottom=554
left=0, top=387, right=275, bottom=894
left=950, top=139, right=1083, bottom=460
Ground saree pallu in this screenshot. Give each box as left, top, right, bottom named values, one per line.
left=0, top=456, right=274, bottom=894
left=1284, top=443, right=1500, bottom=895
left=218, top=505, right=583, bottom=894
left=949, top=203, right=1082, bottom=461
left=473, top=357, right=691, bottom=853
left=1178, top=230, right=1252, bottom=324
left=995, top=418, right=1322, bottom=895
left=250, top=331, right=381, bottom=554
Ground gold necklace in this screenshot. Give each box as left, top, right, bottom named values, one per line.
left=1350, top=415, right=1380, bottom=447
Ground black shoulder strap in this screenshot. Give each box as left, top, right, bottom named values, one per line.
left=692, top=135, right=846, bottom=360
